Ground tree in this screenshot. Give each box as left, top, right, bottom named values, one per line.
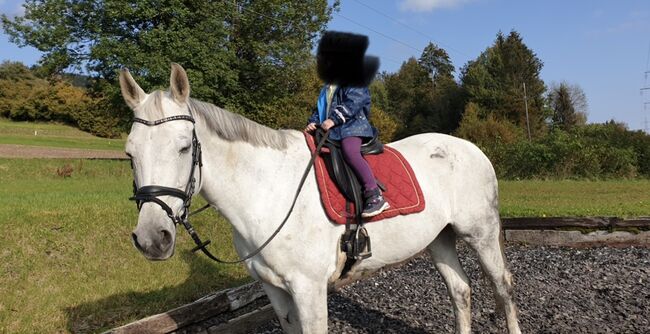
left=384, top=51, right=462, bottom=138
left=368, top=77, right=398, bottom=142
left=460, top=31, right=547, bottom=137
left=418, top=42, right=454, bottom=84
left=0, top=60, right=35, bottom=80
left=548, top=82, right=588, bottom=130
left=2, top=0, right=339, bottom=131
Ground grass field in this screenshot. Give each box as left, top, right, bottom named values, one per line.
left=499, top=179, right=650, bottom=217
left=0, top=158, right=648, bottom=333
left=0, top=118, right=125, bottom=151
left=0, top=159, right=249, bottom=333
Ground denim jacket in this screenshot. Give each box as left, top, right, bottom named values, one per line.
left=308, top=86, right=375, bottom=141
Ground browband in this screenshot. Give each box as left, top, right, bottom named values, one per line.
left=133, top=115, right=195, bottom=126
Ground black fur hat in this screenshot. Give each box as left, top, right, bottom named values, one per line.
left=317, top=31, right=380, bottom=87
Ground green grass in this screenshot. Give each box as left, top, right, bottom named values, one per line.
left=0, top=118, right=125, bottom=151
left=499, top=179, right=650, bottom=217
left=0, top=159, right=249, bottom=334
left=0, top=159, right=649, bottom=333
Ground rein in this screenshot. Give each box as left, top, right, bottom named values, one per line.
left=129, top=112, right=329, bottom=264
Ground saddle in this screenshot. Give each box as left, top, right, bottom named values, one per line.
left=314, top=129, right=384, bottom=212
left=314, top=129, right=384, bottom=260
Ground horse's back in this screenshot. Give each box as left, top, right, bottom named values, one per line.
left=388, top=133, right=499, bottom=222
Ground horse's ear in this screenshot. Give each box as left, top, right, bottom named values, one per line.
left=170, top=63, right=190, bottom=104
left=119, top=68, right=146, bottom=110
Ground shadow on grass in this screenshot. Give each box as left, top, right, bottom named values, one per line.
left=64, top=251, right=250, bottom=334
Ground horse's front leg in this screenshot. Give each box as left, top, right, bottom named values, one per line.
left=263, top=279, right=328, bottom=334
left=289, top=279, right=329, bottom=334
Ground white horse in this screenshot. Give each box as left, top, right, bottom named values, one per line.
left=120, top=64, right=521, bottom=334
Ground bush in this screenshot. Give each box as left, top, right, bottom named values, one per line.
left=0, top=62, right=122, bottom=138
left=484, top=127, right=642, bottom=179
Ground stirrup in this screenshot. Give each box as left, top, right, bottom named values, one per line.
left=353, top=226, right=372, bottom=259
left=340, top=226, right=372, bottom=260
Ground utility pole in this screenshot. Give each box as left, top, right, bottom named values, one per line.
left=523, top=82, right=531, bottom=140
left=641, top=45, right=650, bottom=134
left=643, top=101, right=649, bottom=133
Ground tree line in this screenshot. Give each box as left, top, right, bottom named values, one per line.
left=2, top=1, right=648, bottom=178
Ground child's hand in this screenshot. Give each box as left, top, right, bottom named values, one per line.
left=305, top=122, right=318, bottom=133
left=321, top=119, right=335, bottom=131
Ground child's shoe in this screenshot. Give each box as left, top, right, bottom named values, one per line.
left=361, top=188, right=389, bottom=218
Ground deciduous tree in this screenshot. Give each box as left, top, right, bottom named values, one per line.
left=2, top=0, right=338, bottom=131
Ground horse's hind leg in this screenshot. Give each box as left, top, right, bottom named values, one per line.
left=465, top=218, right=521, bottom=334
left=427, top=225, right=472, bottom=334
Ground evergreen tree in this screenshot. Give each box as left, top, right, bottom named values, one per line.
left=548, top=82, right=588, bottom=131
left=418, top=42, right=454, bottom=85
left=460, top=31, right=547, bottom=137
left=385, top=49, right=462, bottom=138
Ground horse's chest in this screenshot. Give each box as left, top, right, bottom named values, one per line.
left=248, top=260, right=287, bottom=288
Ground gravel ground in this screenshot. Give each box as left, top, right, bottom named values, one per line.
left=254, top=243, right=650, bottom=333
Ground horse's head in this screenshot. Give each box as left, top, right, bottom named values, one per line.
left=120, top=63, right=197, bottom=260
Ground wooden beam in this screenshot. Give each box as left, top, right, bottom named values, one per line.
left=205, top=304, right=276, bottom=334
left=106, top=281, right=266, bottom=334
left=611, top=217, right=650, bottom=229
left=501, top=217, right=611, bottom=229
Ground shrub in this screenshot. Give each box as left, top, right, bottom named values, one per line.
left=464, top=125, right=646, bottom=179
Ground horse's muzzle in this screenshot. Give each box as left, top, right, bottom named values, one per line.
left=131, top=226, right=175, bottom=260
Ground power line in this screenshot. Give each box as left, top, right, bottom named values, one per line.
left=350, top=0, right=470, bottom=58
left=334, top=12, right=423, bottom=54
left=222, top=2, right=407, bottom=68
left=218, top=2, right=406, bottom=73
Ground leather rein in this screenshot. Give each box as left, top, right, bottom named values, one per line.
left=129, top=112, right=329, bottom=264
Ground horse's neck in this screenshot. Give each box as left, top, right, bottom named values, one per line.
left=197, top=129, right=307, bottom=230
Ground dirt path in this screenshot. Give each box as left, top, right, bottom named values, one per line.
left=0, top=144, right=127, bottom=159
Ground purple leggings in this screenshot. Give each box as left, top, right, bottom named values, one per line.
left=341, top=136, right=377, bottom=192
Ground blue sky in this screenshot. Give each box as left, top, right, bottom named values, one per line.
left=327, top=0, right=650, bottom=131
left=1, top=0, right=649, bottom=131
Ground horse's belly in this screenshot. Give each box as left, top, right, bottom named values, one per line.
left=353, top=213, right=448, bottom=272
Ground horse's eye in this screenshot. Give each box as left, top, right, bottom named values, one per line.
left=179, top=146, right=191, bottom=154
left=125, top=152, right=133, bottom=158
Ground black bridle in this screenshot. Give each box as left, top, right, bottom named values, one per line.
left=129, top=114, right=215, bottom=255
left=129, top=112, right=330, bottom=264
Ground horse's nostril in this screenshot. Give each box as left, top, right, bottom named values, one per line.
left=161, top=229, right=173, bottom=246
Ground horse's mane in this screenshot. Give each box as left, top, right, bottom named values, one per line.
left=188, top=98, right=289, bottom=150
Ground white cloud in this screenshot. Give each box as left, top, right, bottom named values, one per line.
left=400, top=0, right=475, bottom=12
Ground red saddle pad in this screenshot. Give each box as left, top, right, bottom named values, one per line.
left=305, top=133, right=425, bottom=224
